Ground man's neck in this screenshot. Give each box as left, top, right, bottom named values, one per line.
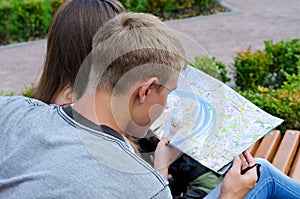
left=72, top=91, right=127, bottom=135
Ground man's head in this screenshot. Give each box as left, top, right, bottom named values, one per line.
left=85, top=12, right=187, bottom=137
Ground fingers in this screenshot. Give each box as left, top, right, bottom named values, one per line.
left=239, top=153, right=248, bottom=170
left=241, top=151, right=258, bottom=183
left=161, top=134, right=168, bottom=140
left=231, top=152, right=257, bottom=176
left=154, top=134, right=181, bottom=170
left=242, top=150, right=256, bottom=167
left=156, top=134, right=169, bottom=149
left=238, top=150, right=256, bottom=170
left=221, top=155, right=257, bottom=199
left=231, top=156, right=243, bottom=173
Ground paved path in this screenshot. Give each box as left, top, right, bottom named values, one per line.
left=0, top=0, right=299, bottom=94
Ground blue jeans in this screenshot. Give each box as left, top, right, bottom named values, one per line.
left=205, top=158, right=300, bottom=199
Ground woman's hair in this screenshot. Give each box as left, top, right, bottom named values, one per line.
left=32, top=0, right=125, bottom=103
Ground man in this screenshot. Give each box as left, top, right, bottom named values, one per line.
left=0, top=12, right=258, bottom=198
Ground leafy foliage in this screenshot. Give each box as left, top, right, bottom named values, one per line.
left=190, top=56, right=231, bottom=83
left=1, top=0, right=224, bottom=45
left=237, top=74, right=300, bottom=131
left=234, top=39, right=300, bottom=90
left=120, top=0, right=200, bottom=13
left=235, top=48, right=273, bottom=90
left=0, top=84, right=33, bottom=97
left=192, top=40, right=300, bottom=130
left=0, top=0, right=67, bottom=45
left=264, top=39, right=300, bottom=87
left=235, top=39, right=300, bottom=130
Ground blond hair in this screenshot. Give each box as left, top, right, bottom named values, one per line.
left=88, top=12, right=187, bottom=94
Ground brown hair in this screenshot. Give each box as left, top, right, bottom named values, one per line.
left=32, top=0, right=125, bottom=103
left=88, top=12, right=186, bottom=94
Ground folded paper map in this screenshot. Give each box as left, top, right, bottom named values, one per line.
left=152, top=65, right=283, bottom=174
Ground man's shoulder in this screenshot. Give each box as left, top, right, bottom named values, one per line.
left=0, top=96, right=58, bottom=115
left=0, top=96, right=61, bottom=129
left=0, top=96, right=48, bottom=108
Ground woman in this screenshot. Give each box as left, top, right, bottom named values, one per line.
left=32, top=0, right=125, bottom=105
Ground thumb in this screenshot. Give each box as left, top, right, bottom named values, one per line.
left=231, top=156, right=242, bottom=172
left=161, top=134, right=169, bottom=144
left=156, top=134, right=169, bottom=149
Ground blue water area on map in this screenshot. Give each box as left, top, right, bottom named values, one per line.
left=169, top=90, right=217, bottom=146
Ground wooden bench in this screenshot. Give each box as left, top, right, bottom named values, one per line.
left=248, top=130, right=300, bottom=183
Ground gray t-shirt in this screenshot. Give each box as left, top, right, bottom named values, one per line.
left=0, top=96, right=171, bottom=199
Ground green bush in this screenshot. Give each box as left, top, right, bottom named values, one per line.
left=0, top=91, right=14, bottom=96
left=119, top=0, right=217, bottom=19
left=0, top=1, right=13, bottom=43
left=237, top=74, right=300, bottom=131
left=9, top=0, right=48, bottom=42
left=20, top=84, right=33, bottom=97
left=120, top=0, right=195, bottom=12
left=190, top=56, right=231, bottom=83
left=235, top=48, right=273, bottom=90
left=0, top=84, right=33, bottom=97
left=1, top=0, right=221, bottom=44
left=50, top=0, right=65, bottom=15
left=196, top=0, right=215, bottom=11
left=264, top=39, right=300, bottom=87
left=234, top=39, right=300, bottom=91
left=0, top=0, right=66, bottom=45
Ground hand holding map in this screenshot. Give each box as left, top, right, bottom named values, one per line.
left=152, top=65, right=283, bottom=174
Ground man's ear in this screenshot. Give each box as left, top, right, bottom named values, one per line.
left=138, top=77, right=158, bottom=103
left=53, top=84, right=74, bottom=106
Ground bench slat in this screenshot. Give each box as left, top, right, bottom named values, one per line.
left=289, top=148, right=300, bottom=183
left=254, top=130, right=281, bottom=162
left=272, top=130, right=300, bottom=174
left=249, top=139, right=261, bottom=156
